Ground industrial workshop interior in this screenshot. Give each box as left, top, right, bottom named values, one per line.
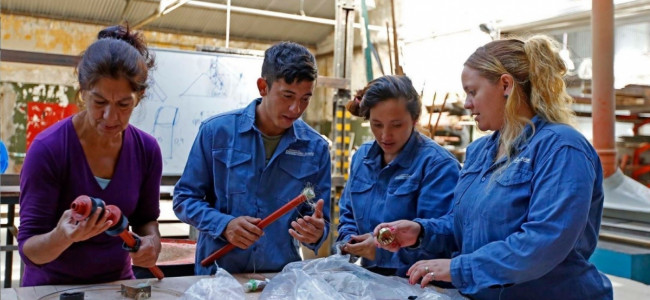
left=1, top=0, right=650, bottom=299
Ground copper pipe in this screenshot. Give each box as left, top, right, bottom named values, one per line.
left=599, top=232, right=650, bottom=248
left=592, top=0, right=617, bottom=177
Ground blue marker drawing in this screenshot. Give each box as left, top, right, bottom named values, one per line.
left=146, top=76, right=167, bottom=102
left=180, top=58, right=249, bottom=102
left=152, top=106, right=179, bottom=159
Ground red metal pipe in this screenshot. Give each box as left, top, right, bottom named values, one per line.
left=70, top=197, right=165, bottom=280
left=70, top=195, right=104, bottom=221
left=200, top=187, right=316, bottom=267
left=592, top=0, right=617, bottom=177
left=104, top=205, right=165, bottom=280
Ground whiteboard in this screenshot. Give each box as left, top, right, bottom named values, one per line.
left=130, top=48, right=263, bottom=175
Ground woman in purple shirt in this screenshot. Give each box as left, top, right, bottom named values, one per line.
left=17, top=25, right=163, bottom=286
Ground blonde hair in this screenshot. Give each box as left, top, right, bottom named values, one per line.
left=464, top=35, right=574, bottom=165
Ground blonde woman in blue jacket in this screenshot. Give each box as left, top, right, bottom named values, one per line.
left=374, top=36, right=612, bottom=300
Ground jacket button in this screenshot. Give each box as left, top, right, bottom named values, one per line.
left=481, top=177, right=486, bottom=182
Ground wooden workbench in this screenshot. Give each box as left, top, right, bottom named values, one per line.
left=0, top=273, right=273, bottom=300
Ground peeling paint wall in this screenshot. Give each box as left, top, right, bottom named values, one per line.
left=0, top=10, right=386, bottom=173
left=0, top=13, right=281, bottom=174
left=1, top=14, right=276, bottom=54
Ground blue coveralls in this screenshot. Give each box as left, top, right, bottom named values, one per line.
left=173, top=98, right=331, bottom=275
left=338, top=131, right=460, bottom=276
left=414, top=116, right=613, bottom=299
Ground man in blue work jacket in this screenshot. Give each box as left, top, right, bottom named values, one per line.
left=173, top=41, right=331, bottom=275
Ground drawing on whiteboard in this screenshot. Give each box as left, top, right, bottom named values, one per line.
left=152, top=106, right=179, bottom=159
left=147, top=76, right=168, bottom=102
left=179, top=58, right=251, bottom=106
left=129, top=48, right=263, bottom=175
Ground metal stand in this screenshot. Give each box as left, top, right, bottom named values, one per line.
left=329, top=0, right=356, bottom=252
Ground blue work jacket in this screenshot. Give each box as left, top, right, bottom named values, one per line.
left=338, top=130, right=460, bottom=276
left=414, top=116, right=613, bottom=299
left=173, top=98, right=331, bottom=275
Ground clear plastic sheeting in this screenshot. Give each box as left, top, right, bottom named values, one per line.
left=260, top=255, right=465, bottom=300
left=180, top=267, right=245, bottom=300
left=604, top=168, right=650, bottom=213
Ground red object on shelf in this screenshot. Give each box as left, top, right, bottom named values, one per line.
left=200, top=187, right=316, bottom=267
left=26, top=102, right=78, bottom=150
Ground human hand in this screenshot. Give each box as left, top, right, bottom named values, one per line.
left=373, top=220, right=421, bottom=252
left=341, top=233, right=376, bottom=260
left=407, top=259, right=452, bottom=287
left=224, top=216, right=263, bottom=249
left=129, top=233, right=161, bottom=268
left=289, top=199, right=325, bottom=244
left=57, top=208, right=113, bottom=243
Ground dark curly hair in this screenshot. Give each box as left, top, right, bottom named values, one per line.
left=77, top=25, right=155, bottom=96
left=261, top=41, right=317, bottom=88
left=346, top=75, right=421, bottom=121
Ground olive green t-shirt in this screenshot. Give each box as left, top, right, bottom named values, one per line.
left=261, top=133, right=283, bottom=164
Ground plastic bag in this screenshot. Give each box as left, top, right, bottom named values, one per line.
left=603, top=168, right=650, bottom=213
left=180, top=267, right=245, bottom=300
left=260, top=254, right=465, bottom=300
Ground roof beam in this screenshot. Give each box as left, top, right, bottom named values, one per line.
left=133, top=0, right=192, bottom=29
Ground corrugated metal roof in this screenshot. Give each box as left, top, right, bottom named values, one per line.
left=1, top=0, right=339, bottom=46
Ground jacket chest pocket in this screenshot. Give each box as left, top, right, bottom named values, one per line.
left=348, top=179, right=373, bottom=220
left=213, top=148, right=252, bottom=215
left=480, top=166, right=533, bottom=226
left=276, top=155, right=319, bottom=199
left=386, top=180, right=419, bottom=220
left=455, top=166, right=481, bottom=205
left=278, top=156, right=319, bottom=181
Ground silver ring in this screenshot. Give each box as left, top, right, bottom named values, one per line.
left=428, top=272, right=436, bottom=280
left=424, top=266, right=429, bottom=273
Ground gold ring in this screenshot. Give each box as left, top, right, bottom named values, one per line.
left=429, top=272, right=436, bottom=280
left=424, top=266, right=429, bottom=273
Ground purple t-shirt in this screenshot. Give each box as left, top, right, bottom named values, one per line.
left=17, top=116, right=162, bottom=286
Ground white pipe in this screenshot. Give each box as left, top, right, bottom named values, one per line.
left=162, top=0, right=192, bottom=15
left=226, top=0, right=231, bottom=48
left=187, top=0, right=383, bottom=31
